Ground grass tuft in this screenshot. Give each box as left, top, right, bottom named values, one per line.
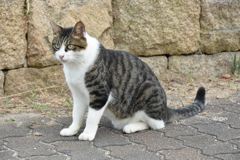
left=65, top=98, right=73, bottom=107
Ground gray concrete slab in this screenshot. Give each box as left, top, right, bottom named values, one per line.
left=0, top=91, right=240, bottom=160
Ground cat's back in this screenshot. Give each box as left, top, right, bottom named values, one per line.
left=101, top=47, right=157, bottom=81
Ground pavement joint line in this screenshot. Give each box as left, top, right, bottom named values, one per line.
left=212, top=154, right=234, bottom=160
left=51, top=117, right=65, bottom=126
left=232, top=144, right=239, bottom=150
left=88, top=140, right=110, bottom=158
left=120, top=133, right=149, bottom=150
left=221, top=108, right=240, bottom=114
left=174, top=134, right=229, bottom=155
left=227, top=124, right=240, bottom=130
left=155, top=151, right=165, bottom=159
left=1, top=142, right=20, bottom=159
left=98, top=142, right=123, bottom=160
left=189, top=124, right=221, bottom=137
left=93, top=146, right=112, bottom=159
left=230, top=142, right=240, bottom=150
left=38, top=139, right=57, bottom=152
left=1, top=91, right=240, bottom=159
left=50, top=141, right=73, bottom=159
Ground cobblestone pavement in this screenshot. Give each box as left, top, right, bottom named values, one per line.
left=0, top=91, right=240, bottom=160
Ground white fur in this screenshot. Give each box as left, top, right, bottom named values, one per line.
left=59, top=33, right=101, bottom=138
left=123, top=122, right=149, bottom=133
left=57, top=32, right=165, bottom=140
left=79, top=94, right=113, bottom=141
left=104, top=109, right=165, bottom=133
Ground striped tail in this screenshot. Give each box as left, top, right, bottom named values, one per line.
left=167, top=87, right=206, bottom=123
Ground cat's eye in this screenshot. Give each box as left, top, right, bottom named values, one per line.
left=53, top=43, right=60, bottom=49
left=67, top=44, right=74, bottom=50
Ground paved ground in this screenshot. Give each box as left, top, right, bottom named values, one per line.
left=0, top=91, right=240, bottom=160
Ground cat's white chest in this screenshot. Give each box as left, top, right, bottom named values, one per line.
left=63, top=66, right=88, bottom=94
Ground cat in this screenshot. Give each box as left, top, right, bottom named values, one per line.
left=50, top=21, right=205, bottom=141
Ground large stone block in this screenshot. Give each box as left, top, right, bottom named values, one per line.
left=139, top=56, right=167, bottom=79
left=27, top=0, right=113, bottom=68
left=0, top=0, right=27, bottom=70
left=4, top=66, right=66, bottom=95
left=168, top=52, right=240, bottom=79
left=0, top=71, right=4, bottom=96
left=200, top=0, right=240, bottom=54
left=113, top=0, right=200, bottom=56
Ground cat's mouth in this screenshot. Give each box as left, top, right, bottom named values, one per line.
left=60, top=59, right=68, bottom=63
left=57, top=56, right=68, bottom=63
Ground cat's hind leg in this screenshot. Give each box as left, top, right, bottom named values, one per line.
left=122, top=112, right=165, bottom=133
left=123, top=111, right=149, bottom=133
left=123, top=122, right=149, bottom=133
left=146, top=116, right=165, bottom=130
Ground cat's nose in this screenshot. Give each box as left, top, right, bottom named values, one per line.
left=59, top=55, right=64, bottom=59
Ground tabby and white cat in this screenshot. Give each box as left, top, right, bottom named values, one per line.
left=50, top=21, right=205, bottom=141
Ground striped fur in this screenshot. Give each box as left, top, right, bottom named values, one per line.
left=51, top=21, right=206, bottom=141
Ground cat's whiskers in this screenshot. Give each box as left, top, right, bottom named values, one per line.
left=66, top=59, right=82, bottom=68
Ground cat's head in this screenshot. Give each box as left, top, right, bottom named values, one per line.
left=50, top=21, right=88, bottom=64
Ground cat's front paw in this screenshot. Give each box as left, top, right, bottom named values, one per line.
left=78, top=132, right=95, bottom=141
left=60, top=128, right=78, bottom=136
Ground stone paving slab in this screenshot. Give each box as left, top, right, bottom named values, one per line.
left=0, top=91, right=240, bottom=160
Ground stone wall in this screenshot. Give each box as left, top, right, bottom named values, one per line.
left=0, top=0, right=240, bottom=96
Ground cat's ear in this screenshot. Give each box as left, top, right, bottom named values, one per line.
left=71, top=21, right=86, bottom=39
left=50, top=21, right=62, bottom=37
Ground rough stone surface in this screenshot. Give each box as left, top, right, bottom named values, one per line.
left=161, top=124, right=199, bottom=137
left=94, top=127, right=130, bottom=147
left=0, top=150, right=16, bottom=160
left=27, top=0, right=113, bottom=67
left=0, top=71, right=4, bottom=96
left=231, top=139, right=240, bottom=149
left=219, top=103, right=240, bottom=114
left=127, top=131, right=184, bottom=151
left=0, top=0, right=27, bottom=70
left=168, top=52, right=240, bottom=78
left=139, top=56, right=167, bottom=79
left=0, top=122, right=29, bottom=139
left=28, top=155, right=67, bottom=160
left=200, top=0, right=240, bottom=54
left=179, top=134, right=224, bottom=150
left=0, top=91, right=240, bottom=159
left=105, top=144, right=162, bottom=160
left=55, top=141, right=107, bottom=160
left=113, top=0, right=200, bottom=56
left=4, top=65, right=66, bottom=95
left=32, top=123, right=77, bottom=143
left=54, top=117, right=73, bottom=127
left=215, top=153, right=240, bottom=160
left=179, top=116, right=212, bottom=126
left=192, top=123, right=240, bottom=141
left=207, top=112, right=240, bottom=129
left=159, top=147, right=215, bottom=160
left=5, top=136, right=55, bottom=158
left=0, top=140, right=4, bottom=151
left=202, top=142, right=239, bottom=156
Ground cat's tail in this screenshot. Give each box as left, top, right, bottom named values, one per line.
left=167, top=87, right=205, bottom=123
